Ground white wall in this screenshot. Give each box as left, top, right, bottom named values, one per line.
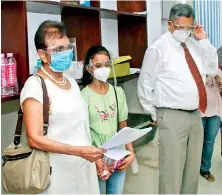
left=100, top=0, right=117, bottom=10
left=101, top=18, right=119, bottom=58
left=100, top=0, right=119, bottom=58
left=27, top=12, right=61, bottom=74
left=146, top=0, right=162, bottom=46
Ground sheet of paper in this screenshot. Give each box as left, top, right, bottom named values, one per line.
left=130, top=68, right=141, bottom=74
left=104, top=148, right=131, bottom=161
left=100, top=127, right=152, bottom=150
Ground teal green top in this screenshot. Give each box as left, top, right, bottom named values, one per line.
left=81, top=84, right=128, bottom=147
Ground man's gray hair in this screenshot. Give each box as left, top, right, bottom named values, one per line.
left=169, top=3, right=195, bottom=21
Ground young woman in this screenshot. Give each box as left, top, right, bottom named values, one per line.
left=81, top=46, right=135, bottom=194
left=200, top=68, right=222, bottom=182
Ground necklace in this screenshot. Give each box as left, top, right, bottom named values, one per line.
left=41, top=66, right=67, bottom=86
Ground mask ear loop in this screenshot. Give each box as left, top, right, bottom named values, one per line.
left=111, top=60, right=117, bottom=86
left=88, top=60, right=94, bottom=76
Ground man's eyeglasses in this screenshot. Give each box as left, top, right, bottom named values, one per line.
left=171, top=21, right=196, bottom=31
left=89, top=60, right=113, bottom=68
left=44, top=43, right=74, bottom=53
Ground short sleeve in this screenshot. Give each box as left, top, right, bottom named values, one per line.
left=81, top=87, right=90, bottom=105
left=20, top=75, right=43, bottom=109
left=115, top=86, right=128, bottom=122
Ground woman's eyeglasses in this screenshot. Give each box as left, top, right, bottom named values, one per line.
left=89, top=60, right=113, bottom=68
left=44, top=43, right=74, bottom=53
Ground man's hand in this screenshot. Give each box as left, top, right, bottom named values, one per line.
left=193, top=24, right=207, bottom=40
left=78, top=146, right=106, bottom=162
left=117, top=153, right=135, bottom=171
left=152, top=121, right=158, bottom=126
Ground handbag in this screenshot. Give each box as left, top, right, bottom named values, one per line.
left=2, top=75, right=51, bottom=194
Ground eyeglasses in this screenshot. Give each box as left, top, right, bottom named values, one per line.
left=44, top=43, right=74, bottom=53
left=89, top=60, right=113, bottom=68
left=172, top=21, right=195, bottom=31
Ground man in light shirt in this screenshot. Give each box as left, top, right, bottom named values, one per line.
left=138, top=4, right=218, bottom=194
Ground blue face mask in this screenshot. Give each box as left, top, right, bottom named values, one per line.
left=49, top=49, right=73, bottom=72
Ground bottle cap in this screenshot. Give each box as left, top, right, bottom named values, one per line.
left=7, top=53, right=13, bottom=57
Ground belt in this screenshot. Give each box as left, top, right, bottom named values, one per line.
left=158, top=107, right=197, bottom=113
left=176, top=109, right=197, bottom=113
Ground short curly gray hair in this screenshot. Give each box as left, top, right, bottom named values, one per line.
left=169, top=3, right=195, bottom=21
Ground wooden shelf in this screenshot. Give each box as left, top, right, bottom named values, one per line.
left=118, top=16, right=147, bottom=68
left=27, top=1, right=146, bottom=18
left=26, top=1, right=100, bottom=15
left=1, top=1, right=29, bottom=94
left=117, top=1, right=146, bottom=13
left=1, top=94, right=20, bottom=103
left=100, top=8, right=146, bottom=20
left=62, top=8, right=101, bottom=61
left=2, top=0, right=147, bottom=102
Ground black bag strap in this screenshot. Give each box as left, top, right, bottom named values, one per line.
left=14, top=75, right=49, bottom=145
left=113, top=86, right=119, bottom=132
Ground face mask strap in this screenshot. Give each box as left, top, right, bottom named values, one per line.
left=110, top=60, right=117, bottom=86
left=87, top=61, right=94, bottom=76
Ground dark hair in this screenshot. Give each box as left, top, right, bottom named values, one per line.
left=34, top=20, right=67, bottom=51
left=169, top=3, right=195, bottom=21
left=81, top=45, right=111, bottom=87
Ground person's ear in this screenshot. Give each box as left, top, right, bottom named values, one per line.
left=37, top=50, right=48, bottom=64
left=86, top=65, right=92, bottom=74
left=168, top=20, right=174, bottom=33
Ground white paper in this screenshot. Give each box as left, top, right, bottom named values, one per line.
left=100, top=127, right=152, bottom=150
left=104, top=148, right=131, bottom=161
left=133, top=11, right=147, bottom=15
left=130, top=68, right=141, bottom=74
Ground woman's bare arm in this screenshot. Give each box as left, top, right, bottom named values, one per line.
left=23, top=98, right=105, bottom=162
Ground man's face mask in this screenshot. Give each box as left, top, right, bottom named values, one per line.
left=173, top=29, right=191, bottom=43
left=170, top=21, right=195, bottom=43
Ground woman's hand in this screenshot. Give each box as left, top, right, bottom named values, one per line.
left=79, top=146, right=106, bottom=162
left=117, top=153, right=135, bottom=171
left=96, top=159, right=112, bottom=180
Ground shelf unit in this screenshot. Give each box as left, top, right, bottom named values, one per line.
left=1, top=0, right=147, bottom=102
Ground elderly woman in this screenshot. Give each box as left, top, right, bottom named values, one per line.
left=20, top=20, right=104, bottom=194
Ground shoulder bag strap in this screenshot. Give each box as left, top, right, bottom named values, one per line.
left=113, top=86, right=119, bottom=132
left=14, top=75, right=49, bottom=145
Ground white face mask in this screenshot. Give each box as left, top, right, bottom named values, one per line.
left=173, top=30, right=191, bottom=43
left=92, top=67, right=111, bottom=83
